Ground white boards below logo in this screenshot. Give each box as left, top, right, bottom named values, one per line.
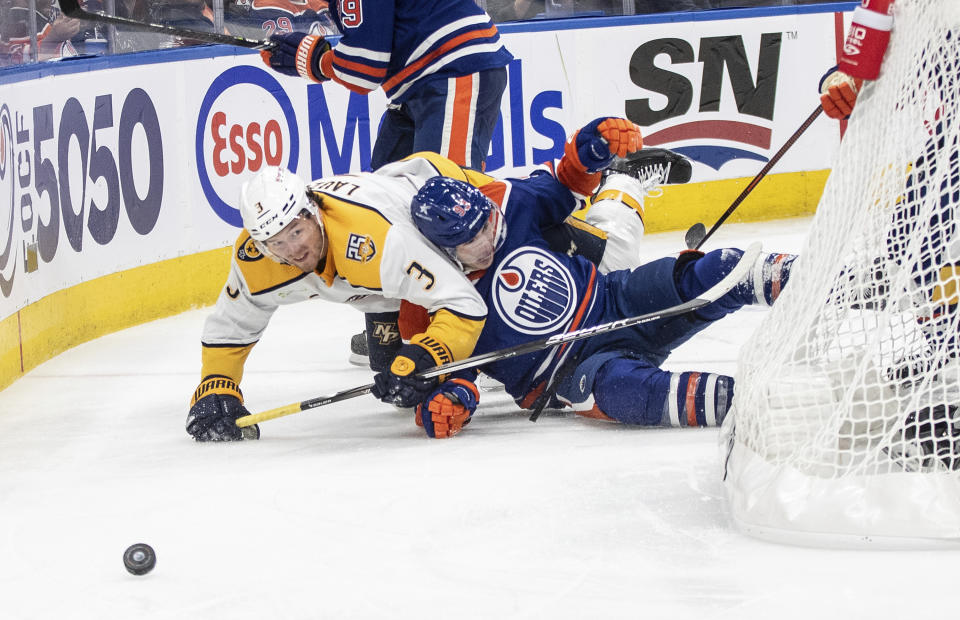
left=492, top=246, right=577, bottom=335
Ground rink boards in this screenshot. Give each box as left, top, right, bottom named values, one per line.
left=0, top=3, right=856, bottom=390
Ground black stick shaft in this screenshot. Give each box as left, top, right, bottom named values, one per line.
left=57, top=0, right=274, bottom=49
left=694, top=105, right=823, bottom=250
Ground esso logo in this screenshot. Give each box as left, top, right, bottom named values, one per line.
left=209, top=111, right=284, bottom=177
left=196, top=65, right=300, bottom=227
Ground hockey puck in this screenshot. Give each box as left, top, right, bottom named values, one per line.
left=123, top=543, right=156, bottom=576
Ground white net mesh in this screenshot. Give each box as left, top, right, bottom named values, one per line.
left=724, top=0, right=960, bottom=545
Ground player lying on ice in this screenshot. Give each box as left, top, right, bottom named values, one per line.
left=186, top=117, right=672, bottom=441
left=397, top=124, right=798, bottom=438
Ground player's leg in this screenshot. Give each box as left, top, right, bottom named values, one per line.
left=595, top=249, right=796, bottom=364
left=555, top=351, right=734, bottom=427
left=583, top=148, right=692, bottom=273
left=404, top=67, right=507, bottom=170
left=370, top=105, right=417, bottom=171
left=676, top=248, right=797, bottom=317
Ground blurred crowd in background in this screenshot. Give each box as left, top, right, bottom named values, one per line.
left=1, top=0, right=840, bottom=68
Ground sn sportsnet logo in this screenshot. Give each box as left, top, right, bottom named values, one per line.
left=492, top=247, right=577, bottom=336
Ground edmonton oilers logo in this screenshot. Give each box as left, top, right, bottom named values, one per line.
left=492, top=247, right=577, bottom=335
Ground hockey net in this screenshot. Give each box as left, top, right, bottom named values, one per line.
left=723, top=0, right=960, bottom=546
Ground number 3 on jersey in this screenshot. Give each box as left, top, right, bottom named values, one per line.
left=406, top=262, right=436, bottom=290
left=339, top=0, right=363, bottom=27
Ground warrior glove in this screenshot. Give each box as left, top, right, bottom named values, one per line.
left=261, top=32, right=331, bottom=83
left=186, top=376, right=260, bottom=441
left=371, top=336, right=446, bottom=408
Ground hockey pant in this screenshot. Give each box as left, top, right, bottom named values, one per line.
left=371, top=67, right=508, bottom=171
left=555, top=248, right=796, bottom=427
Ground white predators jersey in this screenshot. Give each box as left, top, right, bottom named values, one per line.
left=199, top=155, right=490, bottom=385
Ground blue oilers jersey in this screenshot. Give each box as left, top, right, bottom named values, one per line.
left=468, top=171, right=607, bottom=406
left=324, top=0, right=512, bottom=102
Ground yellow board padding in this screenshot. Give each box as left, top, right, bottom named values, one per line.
left=573, top=169, right=830, bottom=233
left=0, top=246, right=233, bottom=392
left=0, top=311, right=21, bottom=393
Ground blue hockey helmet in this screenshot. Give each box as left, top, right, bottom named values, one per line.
left=410, top=177, right=495, bottom=249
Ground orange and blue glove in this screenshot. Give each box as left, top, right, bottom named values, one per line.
left=261, top=32, right=331, bottom=83
left=416, top=378, right=479, bottom=438
left=568, top=117, right=644, bottom=173
left=558, top=117, right=644, bottom=197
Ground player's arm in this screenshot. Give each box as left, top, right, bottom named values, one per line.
left=819, top=0, right=894, bottom=120
left=370, top=228, right=487, bottom=408
left=554, top=117, right=643, bottom=200
left=186, top=259, right=279, bottom=442
left=260, top=0, right=394, bottom=95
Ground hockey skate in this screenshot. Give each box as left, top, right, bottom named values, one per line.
left=887, top=403, right=960, bottom=472
left=349, top=330, right=368, bottom=367
left=604, top=147, right=692, bottom=186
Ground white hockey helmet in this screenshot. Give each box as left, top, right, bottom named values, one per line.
left=239, top=166, right=318, bottom=243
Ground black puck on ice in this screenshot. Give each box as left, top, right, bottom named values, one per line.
left=123, top=543, right=156, bottom=576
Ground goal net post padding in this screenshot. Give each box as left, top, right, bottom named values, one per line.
left=722, top=0, right=960, bottom=547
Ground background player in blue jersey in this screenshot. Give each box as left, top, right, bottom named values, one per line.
left=404, top=118, right=798, bottom=438
left=259, top=0, right=512, bottom=171
left=259, top=0, right=513, bottom=369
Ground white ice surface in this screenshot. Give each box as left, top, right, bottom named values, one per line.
left=2, top=218, right=958, bottom=619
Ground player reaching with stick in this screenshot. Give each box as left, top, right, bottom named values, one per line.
left=185, top=118, right=685, bottom=441
left=403, top=119, right=798, bottom=438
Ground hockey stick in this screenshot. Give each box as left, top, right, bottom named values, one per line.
left=684, top=105, right=824, bottom=250
left=56, top=0, right=275, bottom=49
left=234, top=242, right=762, bottom=429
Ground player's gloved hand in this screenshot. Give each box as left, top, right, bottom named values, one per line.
left=186, top=376, right=260, bottom=442
left=819, top=68, right=863, bottom=120
left=416, top=378, right=479, bottom=438
left=260, top=32, right=331, bottom=82
left=371, top=339, right=442, bottom=408
left=568, top=117, right=644, bottom=173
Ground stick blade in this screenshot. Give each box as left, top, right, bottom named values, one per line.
left=684, top=223, right=706, bottom=249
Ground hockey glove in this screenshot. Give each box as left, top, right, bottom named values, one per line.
left=558, top=117, right=644, bottom=197
left=570, top=117, right=644, bottom=173
left=371, top=338, right=444, bottom=408
left=416, top=378, right=479, bottom=438
left=261, top=32, right=331, bottom=83
left=186, top=376, right=260, bottom=442
left=819, top=67, right=863, bottom=120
